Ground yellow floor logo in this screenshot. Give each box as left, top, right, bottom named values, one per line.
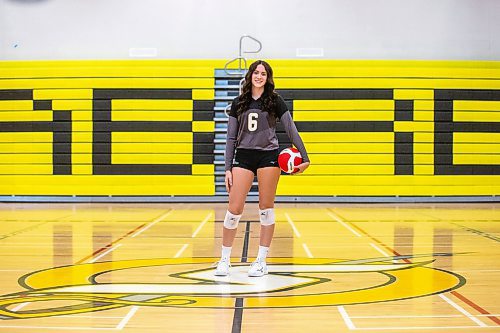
left=0, top=254, right=464, bottom=319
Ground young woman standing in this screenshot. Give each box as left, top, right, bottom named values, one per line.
left=215, top=60, right=310, bottom=277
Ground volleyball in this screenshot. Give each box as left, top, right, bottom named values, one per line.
left=278, top=147, right=302, bottom=174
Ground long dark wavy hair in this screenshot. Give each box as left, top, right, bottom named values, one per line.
left=235, top=60, right=278, bottom=118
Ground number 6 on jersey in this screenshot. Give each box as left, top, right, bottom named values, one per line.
left=248, top=112, right=258, bottom=131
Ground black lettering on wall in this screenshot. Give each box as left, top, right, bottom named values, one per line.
left=92, top=88, right=214, bottom=175
left=434, top=89, right=500, bottom=175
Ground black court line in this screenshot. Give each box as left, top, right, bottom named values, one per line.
left=451, top=222, right=500, bottom=243
left=0, top=221, right=50, bottom=241
left=232, top=220, right=251, bottom=333
left=241, top=220, right=251, bottom=263
left=0, top=213, right=76, bottom=241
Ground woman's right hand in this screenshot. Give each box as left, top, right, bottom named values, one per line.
left=225, top=170, right=233, bottom=193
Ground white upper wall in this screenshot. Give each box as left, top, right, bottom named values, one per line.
left=1, top=0, right=499, bottom=60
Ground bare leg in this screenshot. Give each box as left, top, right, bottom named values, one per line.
left=223, top=167, right=254, bottom=247
left=256, top=167, right=281, bottom=247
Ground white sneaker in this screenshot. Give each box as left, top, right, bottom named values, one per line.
left=248, top=260, right=268, bottom=277
left=214, top=259, right=231, bottom=276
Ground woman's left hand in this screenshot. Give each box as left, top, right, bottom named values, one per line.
left=293, top=162, right=310, bottom=175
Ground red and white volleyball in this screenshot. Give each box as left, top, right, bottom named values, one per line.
left=278, top=147, right=302, bottom=174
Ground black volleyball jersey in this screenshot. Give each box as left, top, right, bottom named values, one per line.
left=225, top=94, right=309, bottom=171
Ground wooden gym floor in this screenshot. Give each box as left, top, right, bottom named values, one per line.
left=0, top=202, right=498, bottom=332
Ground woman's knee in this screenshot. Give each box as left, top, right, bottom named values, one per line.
left=228, top=203, right=245, bottom=215
left=258, top=202, right=274, bottom=210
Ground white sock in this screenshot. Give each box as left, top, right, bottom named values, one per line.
left=257, top=245, right=269, bottom=262
left=221, top=245, right=232, bottom=261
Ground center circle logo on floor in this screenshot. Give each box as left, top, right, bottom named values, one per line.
left=0, top=254, right=465, bottom=319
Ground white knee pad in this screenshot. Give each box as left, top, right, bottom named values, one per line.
left=259, top=208, right=275, bottom=226
left=223, top=210, right=242, bottom=229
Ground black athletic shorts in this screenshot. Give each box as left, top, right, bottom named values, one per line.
left=232, top=148, right=280, bottom=174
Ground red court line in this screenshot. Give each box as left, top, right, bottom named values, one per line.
left=450, top=291, right=500, bottom=325
left=75, top=222, right=147, bottom=264
left=343, top=218, right=500, bottom=326
left=75, top=209, right=173, bottom=264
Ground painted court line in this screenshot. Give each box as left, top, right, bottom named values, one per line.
left=75, top=223, right=148, bottom=265
left=0, top=243, right=155, bottom=247
left=351, top=313, right=500, bottom=319
left=350, top=314, right=464, bottom=319
left=369, top=242, right=391, bottom=258
left=11, top=242, right=121, bottom=320
left=88, top=244, right=122, bottom=263
left=11, top=302, right=28, bottom=312
left=8, top=214, right=164, bottom=330
left=450, top=290, right=500, bottom=325
left=131, top=210, right=174, bottom=238
left=284, top=213, right=301, bottom=238
left=191, top=212, right=212, bottom=238
left=349, top=325, right=500, bottom=330
left=174, top=244, right=189, bottom=258
left=0, top=326, right=117, bottom=331
left=328, top=211, right=361, bottom=237
left=0, top=269, right=30, bottom=272
left=0, top=212, right=75, bottom=241
left=284, top=213, right=313, bottom=258
left=302, top=243, right=313, bottom=258
left=59, top=315, right=126, bottom=319
left=12, top=243, right=134, bottom=330
left=338, top=306, right=356, bottom=330
left=115, top=306, right=139, bottom=330
left=368, top=241, right=400, bottom=264
left=345, top=219, right=500, bottom=327
left=440, top=294, right=487, bottom=327
left=455, top=270, right=500, bottom=273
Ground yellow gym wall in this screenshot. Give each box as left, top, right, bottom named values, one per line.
left=0, top=60, right=498, bottom=197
